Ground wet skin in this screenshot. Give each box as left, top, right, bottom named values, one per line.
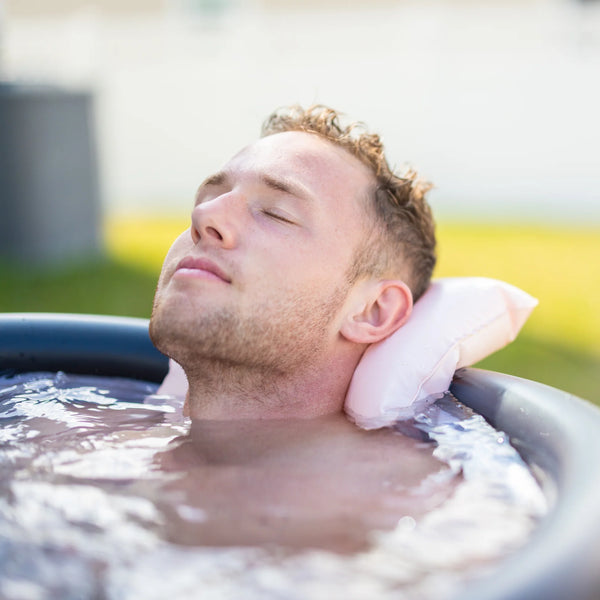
left=156, top=414, right=458, bottom=553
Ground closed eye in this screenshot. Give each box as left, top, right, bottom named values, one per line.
left=262, top=209, right=297, bottom=225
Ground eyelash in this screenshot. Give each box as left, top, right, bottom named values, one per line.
left=262, top=209, right=295, bottom=225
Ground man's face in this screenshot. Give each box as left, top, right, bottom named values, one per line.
left=150, top=131, right=375, bottom=374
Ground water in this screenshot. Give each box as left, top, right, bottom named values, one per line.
left=0, top=371, right=547, bottom=600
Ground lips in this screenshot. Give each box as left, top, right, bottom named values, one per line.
left=174, top=256, right=231, bottom=283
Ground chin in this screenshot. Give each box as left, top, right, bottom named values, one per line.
left=149, top=296, right=205, bottom=366
left=148, top=312, right=166, bottom=355
left=149, top=300, right=178, bottom=358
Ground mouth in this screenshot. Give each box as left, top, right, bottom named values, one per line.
left=174, top=256, right=231, bottom=283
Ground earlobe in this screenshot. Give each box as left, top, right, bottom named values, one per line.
left=340, top=280, right=413, bottom=345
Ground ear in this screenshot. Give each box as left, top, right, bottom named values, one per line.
left=340, top=280, right=413, bottom=344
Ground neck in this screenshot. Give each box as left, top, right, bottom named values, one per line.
left=182, top=349, right=361, bottom=421
left=174, top=411, right=357, bottom=466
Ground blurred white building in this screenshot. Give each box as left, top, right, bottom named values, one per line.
left=2, top=0, right=599, bottom=222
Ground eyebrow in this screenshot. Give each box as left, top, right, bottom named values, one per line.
left=260, top=174, right=314, bottom=203
left=196, top=171, right=314, bottom=203
left=201, top=171, right=228, bottom=188
left=194, top=171, right=227, bottom=204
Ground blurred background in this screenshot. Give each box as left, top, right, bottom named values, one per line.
left=0, top=0, right=599, bottom=402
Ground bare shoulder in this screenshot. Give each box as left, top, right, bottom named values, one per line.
left=158, top=416, right=458, bottom=551
left=296, top=419, right=448, bottom=487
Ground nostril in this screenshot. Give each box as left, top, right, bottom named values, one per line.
left=205, top=226, right=223, bottom=241
left=191, top=200, right=234, bottom=247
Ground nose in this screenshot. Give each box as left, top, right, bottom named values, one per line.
left=190, top=193, right=242, bottom=248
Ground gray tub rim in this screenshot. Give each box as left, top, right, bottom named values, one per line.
left=1, top=312, right=600, bottom=600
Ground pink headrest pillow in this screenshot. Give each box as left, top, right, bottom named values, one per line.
left=344, top=277, right=537, bottom=429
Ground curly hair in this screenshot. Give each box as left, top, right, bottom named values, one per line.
left=261, top=105, right=436, bottom=302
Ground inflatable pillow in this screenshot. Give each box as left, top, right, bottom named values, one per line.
left=157, top=357, right=188, bottom=397
left=344, top=277, right=537, bottom=429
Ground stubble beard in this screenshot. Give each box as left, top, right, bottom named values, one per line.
left=149, top=282, right=349, bottom=380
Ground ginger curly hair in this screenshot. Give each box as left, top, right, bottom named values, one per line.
left=261, top=105, right=436, bottom=301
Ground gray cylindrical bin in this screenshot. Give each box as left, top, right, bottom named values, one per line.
left=0, top=83, right=102, bottom=264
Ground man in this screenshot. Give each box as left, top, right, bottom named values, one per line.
left=150, top=105, right=452, bottom=551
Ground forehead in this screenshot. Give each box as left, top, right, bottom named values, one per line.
left=223, top=131, right=374, bottom=207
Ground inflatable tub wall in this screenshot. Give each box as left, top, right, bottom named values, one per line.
left=1, top=313, right=600, bottom=600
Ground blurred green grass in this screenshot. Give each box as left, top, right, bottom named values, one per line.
left=1, top=216, right=598, bottom=405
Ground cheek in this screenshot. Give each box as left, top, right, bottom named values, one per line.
left=272, top=245, right=352, bottom=290
left=158, top=230, right=192, bottom=284
left=165, top=229, right=192, bottom=262
left=248, top=224, right=357, bottom=290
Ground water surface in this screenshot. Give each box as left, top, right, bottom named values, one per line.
left=0, top=371, right=546, bottom=600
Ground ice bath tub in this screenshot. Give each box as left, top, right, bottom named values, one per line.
left=1, top=312, right=600, bottom=600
